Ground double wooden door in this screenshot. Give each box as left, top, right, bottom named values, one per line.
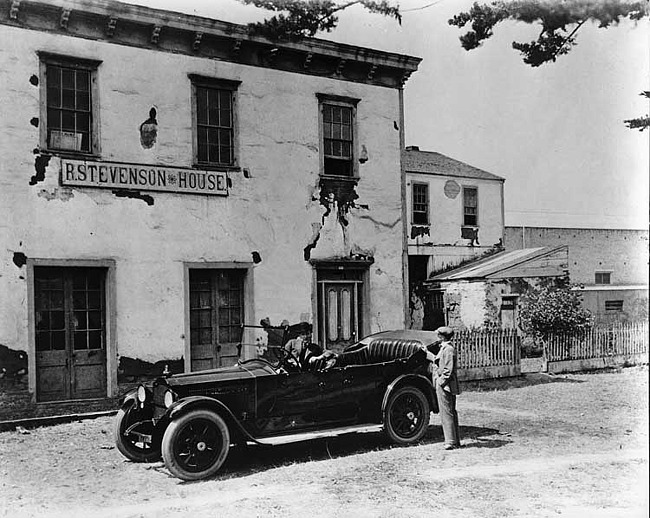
left=189, top=269, right=245, bottom=371
left=34, top=267, right=107, bottom=402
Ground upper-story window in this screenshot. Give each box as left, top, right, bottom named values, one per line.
left=412, top=183, right=429, bottom=225
left=39, top=53, right=101, bottom=155
left=190, top=75, right=241, bottom=168
left=595, top=272, right=611, bottom=285
left=463, top=186, right=478, bottom=226
left=318, top=94, right=359, bottom=177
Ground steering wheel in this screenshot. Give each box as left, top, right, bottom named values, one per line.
left=273, top=347, right=301, bottom=373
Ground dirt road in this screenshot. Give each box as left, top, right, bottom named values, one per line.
left=1, top=367, right=647, bottom=517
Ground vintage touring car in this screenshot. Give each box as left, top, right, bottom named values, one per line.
left=114, top=330, right=441, bottom=481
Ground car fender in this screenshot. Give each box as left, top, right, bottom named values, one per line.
left=166, top=396, right=261, bottom=445
left=381, top=374, right=438, bottom=416
left=119, top=388, right=139, bottom=409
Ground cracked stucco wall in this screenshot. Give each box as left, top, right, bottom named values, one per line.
left=0, top=24, right=405, bottom=362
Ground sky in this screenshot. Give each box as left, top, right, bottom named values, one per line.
left=132, top=0, right=649, bottom=229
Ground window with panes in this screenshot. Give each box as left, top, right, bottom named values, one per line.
left=412, top=183, right=429, bottom=225
left=192, top=76, right=240, bottom=168
left=595, top=272, right=611, bottom=285
left=463, top=186, right=478, bottom=226
left=318, top=95, right=359, bottom=177
left=41, top=54, right=100, bottom=154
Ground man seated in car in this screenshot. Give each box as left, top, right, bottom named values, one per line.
left=284, top=323, right=336, bottom=371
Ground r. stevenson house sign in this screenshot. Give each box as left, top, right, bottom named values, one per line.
left=61, top=159, right=228, bottom=196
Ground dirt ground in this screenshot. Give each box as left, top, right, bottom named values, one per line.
left=0, top=367, right=647, bottom=518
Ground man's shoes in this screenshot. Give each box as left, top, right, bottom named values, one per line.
left=443, top=443, right=461, bottom=450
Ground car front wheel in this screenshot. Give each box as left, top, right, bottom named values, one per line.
left=161, top=409, right=230, bottom=481
left=383, top=386, right=430, bottom=444
left=114, top=400, right=161, bottom=462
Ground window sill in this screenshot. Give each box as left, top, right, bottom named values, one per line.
left=193, top=164, right=241, bottom=173
left=42, top=149, right=100, bottom=160
left=319, top=174, right=359, bottom=183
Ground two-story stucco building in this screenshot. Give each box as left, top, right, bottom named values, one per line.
left=403, top=146, right=505, bottom=329
left=0, top=0, right=420, bottom=408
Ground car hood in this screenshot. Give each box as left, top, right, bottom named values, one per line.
left=163, top=359, right=277, bottom=388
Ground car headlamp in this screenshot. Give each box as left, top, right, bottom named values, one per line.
left=163, top=389, right=177, bottom=408
left=137, top=385, right=148, bottom=403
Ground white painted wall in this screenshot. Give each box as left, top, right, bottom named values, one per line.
left=0, top=25, right=406, bottom=362
left=407, top=172, right=504, bottom=271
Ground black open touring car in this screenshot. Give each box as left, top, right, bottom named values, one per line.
left=114, top=330, right=441, bottom=481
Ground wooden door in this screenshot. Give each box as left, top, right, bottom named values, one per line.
left=35, top=267, right=107, bottom=402
left=424, top=290, right=446, bottom=331
left=189, top=269, right=244, bottom=371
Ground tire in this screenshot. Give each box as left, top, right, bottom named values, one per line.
left=114, top=401, right=161, bottom=462
left=383, top=385, right=430, bottom=445
left=161, top=409, right=230, bottom=481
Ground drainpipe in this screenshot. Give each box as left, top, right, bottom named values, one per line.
left=399, top=88, right=409, bottom=328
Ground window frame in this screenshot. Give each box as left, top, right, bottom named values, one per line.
left=462, top=185, right=479, bottom=227
left=412, top=182, right=429, bottom=225
left=604, top=300, right=624, bottom=311
left=317, top=93, right=360, bottom=179
left=595, top=271, right=612, bottom=285
left=39, top=52, right=102, bottom=157
left=189, top=74, right=241, bottom=171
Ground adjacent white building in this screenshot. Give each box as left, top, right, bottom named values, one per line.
left=404, top=146, right=505, bottom=329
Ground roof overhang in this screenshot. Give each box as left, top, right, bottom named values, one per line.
left=429, top=246, right=569, bottom=282
left=0, top=0, right=421, bottom=89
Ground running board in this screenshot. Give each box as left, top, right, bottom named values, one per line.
left=250, top=423, right=385, bottom=446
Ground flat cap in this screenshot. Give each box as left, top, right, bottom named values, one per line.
left=435, top=326, right=454, bottom=339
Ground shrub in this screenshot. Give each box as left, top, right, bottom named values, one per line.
left=519, top=285, right=594, bottom=337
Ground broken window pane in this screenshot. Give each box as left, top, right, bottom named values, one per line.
left=45, top=62, right=94, bottom=153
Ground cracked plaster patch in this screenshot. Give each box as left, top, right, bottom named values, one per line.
left=38, top=188, right=74, bottom=202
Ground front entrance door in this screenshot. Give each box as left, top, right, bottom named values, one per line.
left=320, top=281, right=360, bottom=351
left=189, top=269, right=245, bottom=371
left=34, top=267, right=107, bottom=402
left=316, top=263, right=368, bottom=353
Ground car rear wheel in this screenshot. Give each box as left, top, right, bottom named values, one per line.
left=114, top=400, right=161, bottom=462
left=383, top=386, right=430, bottom=444
left=162, top=409, right=230, bottom=481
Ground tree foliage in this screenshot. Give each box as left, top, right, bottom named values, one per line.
left=239, top=0, right=401, bottom=41
left=518, top=284, right=594, bottom=337
left=448, top=0, right=648, bottom=67
left=623, top=91, right=650, bottom=131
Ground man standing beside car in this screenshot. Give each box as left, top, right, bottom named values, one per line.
left=433, top=326, right=461, bottom=450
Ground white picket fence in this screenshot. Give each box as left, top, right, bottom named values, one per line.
left=454, top=328, right=521, bottom=381
left=453, top=322, right=648, bottom=380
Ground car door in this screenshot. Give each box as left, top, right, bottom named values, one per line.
left=316, top=364, right=383, bottom=424
left=254, top=370, right=322, bottom=435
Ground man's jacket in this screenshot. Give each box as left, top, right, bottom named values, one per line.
left=433, top=341, right=461, bottom=395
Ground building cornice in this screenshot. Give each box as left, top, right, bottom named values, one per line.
left=0, top=0, right=421, bottom=89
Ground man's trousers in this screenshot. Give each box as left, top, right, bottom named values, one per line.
left=436, top=387, right=460, bottom=446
